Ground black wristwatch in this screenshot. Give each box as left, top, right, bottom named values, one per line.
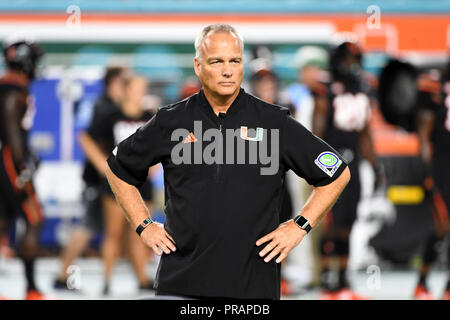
left=136, top=218, right=153, bottom=236
left=293, top=215, right=312, bottom=234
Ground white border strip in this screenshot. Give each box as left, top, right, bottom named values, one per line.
left=0, top=22, right=335, bottom=43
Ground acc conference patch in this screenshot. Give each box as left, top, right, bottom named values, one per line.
left=314, top=152, right=342, bottom=177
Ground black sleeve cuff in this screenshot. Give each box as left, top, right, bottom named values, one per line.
left=107, top=154, right=145, bottom=188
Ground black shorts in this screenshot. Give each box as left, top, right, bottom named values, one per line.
left=80, top=184, right=103, bottom=233
left=327, top=159, right=360, bottom=230
left=100, top=177, right=154, bottom=202
left=0, top=144, right=44, bottom=226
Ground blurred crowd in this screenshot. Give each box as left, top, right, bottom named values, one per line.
left=0, top=32, right=449, bottom=300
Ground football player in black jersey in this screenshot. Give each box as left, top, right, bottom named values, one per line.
left=414, top=61, right=450, bottom=300
left=311, top=41, right=380, bottom=299
left=0, top=35, right=46, bottom=299
left=80, top=74, right=155, bottom=295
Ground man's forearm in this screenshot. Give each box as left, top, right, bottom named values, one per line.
left=256, top=167, right=350, bottom=264
left=106, top=164, right=177, bottom=256
left=105, top=165, right=151, bottom=229
left=299, top=167, right=350, bottom=227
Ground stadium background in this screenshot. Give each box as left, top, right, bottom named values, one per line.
left=0, top=0, right=449, bottom=299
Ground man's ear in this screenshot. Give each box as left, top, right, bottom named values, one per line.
left=193, top=58, right=200, bottom=77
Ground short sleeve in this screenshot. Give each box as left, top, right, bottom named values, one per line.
left=282, top=115, right=348, bottom=187
left=107, top=111, right=166, bottom=187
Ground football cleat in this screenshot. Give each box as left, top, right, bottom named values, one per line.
left=413, top=284, right=435, bottom=300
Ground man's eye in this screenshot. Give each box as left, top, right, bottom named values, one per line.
left=210, top=61, right=220, bottom=64
left=232, top=60, right=241, bottom=64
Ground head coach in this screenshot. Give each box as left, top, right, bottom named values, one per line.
left=105, top=24, right=350, bottom=299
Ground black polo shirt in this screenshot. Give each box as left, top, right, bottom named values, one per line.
left=107, top=88, right=347, bottom=299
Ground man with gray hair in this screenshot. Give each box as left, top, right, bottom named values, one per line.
left=194, top=24, right=244, bottom=59
left=105, top=23, right=350, bottom=299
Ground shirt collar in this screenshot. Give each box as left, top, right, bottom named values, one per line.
left=198, top=87, right=246, bottom=122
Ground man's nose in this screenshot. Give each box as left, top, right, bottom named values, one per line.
left=222, top=63, right=232, bottom=77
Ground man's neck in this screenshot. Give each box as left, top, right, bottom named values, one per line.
left=203, top=88, right=240, bottom=116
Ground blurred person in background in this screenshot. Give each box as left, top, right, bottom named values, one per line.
left=286, top=46, right=329, bottom=131
left=413, top=61, right=450, bottom=300
left=284, top=46, right=329, bottom=290
left=311, top=41, right=382, bottom=300
left=178, top=76, right=201, bottom=100
left=53, top=66, right=125, bottom=290
left=0, top=35, right=46, bottom=299
left=249, top=66, right=296, bottom=295
left=80, top=73, right=155, bottom=295
left=249, top=66, right=295, bottom=116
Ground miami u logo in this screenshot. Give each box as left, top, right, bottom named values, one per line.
left=240, top=126, right=263, bottom=141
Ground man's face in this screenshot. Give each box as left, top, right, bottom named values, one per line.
left=194, top=32, right=244, bottom=98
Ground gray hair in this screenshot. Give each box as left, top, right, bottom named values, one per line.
left=194, top=24, right=244, bottom=60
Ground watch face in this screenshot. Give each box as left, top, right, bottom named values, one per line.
left=295, top=216, right=311, bottom=232
left=141, top=219, right=151, bottom=227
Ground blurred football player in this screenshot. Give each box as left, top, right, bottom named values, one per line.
left=414, top=61, right=450, bottom=300
left=0, top=34, right=46, bottom=299
left=311, top=41, right=381, bottom=299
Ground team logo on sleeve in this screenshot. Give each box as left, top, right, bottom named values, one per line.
left=314, top=152, right=342, bottom=177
